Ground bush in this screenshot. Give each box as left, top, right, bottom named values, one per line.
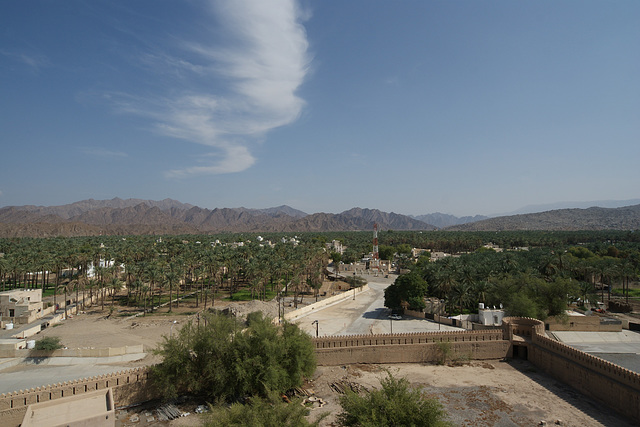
left=337, top=372, right=451, bottom=427
left=204, top=391, right=323, bottom=427
left=34, top=336, right=63, bottom=351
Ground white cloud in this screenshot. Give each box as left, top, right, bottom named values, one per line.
left=112, top=0, right=311, bottom=177
left=0, top=49, right=50, bottom=71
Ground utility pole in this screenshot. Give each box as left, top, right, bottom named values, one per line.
left=312, top=320, right=319, bottom=337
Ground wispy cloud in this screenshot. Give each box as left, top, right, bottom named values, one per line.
left=0, top=49, right=50, bottom=72
left=112, top=0, right=311, bottom=177
left=80, top=147, right=128, bottom=158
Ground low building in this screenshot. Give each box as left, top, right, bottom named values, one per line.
left=21, top=388, right=115, bottom=427
left=478, top=306, right=505, bottom=326
left=0, top=289, right=44, bottom=325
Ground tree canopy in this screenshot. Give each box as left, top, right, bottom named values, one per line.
left=151, top=311, right=316, bottom=401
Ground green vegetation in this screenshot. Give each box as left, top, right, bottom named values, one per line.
left=34, top=336, right=63, bottom=351
left=382, top=233, right=640, bottom=320
left=343, top=275, right=367, bottom=288
left=151, top=311, right=316, bottom=401
left=204, top=391, right=323, bottom=427
left=337, top=372, right=451, bottom=427
left=1, top=229, right=638, bottom=322
left=226, top=288, right=278, bottom=301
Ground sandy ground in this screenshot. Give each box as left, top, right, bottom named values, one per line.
left=6, top=298, right=636, bottom=427
left=116, top=360, right=632, bottom=427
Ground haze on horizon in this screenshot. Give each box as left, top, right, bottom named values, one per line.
left=1, top=1, right=638, bottom=217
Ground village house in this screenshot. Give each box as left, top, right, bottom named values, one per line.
left=0, top=289, right=44, bottom=325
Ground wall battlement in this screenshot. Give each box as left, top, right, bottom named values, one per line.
left=504, top=317, right=640, bottom=423
left=0, top=367, right=154, bottom=427
left=313, top=330, right=504, bottom=349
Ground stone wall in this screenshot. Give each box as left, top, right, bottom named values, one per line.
left=0, top=344, right=143, bottom=358
left=313, top=330, right=508, bottom=365
left=545, top=315, right=622, bottom=332
left=0, top=367, right=156, bottom=427
left=504, top=317, right=640, bottom=424
left=283, top=285, right=369, bottom=322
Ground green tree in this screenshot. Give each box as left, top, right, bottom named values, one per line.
left=337, top=372, right=451, bottom=427
left=152, top=312, right=315, bottom=401
left=384, top=271, right=428, bottom=311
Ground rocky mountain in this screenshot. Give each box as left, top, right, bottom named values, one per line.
left=0, top=200, right=435, bottom=237
left=445, top=204, right=640, bottom=231
left=257, top=205, right=307, bottom=218
left=3, top=198, right=637, bottom=237
left=281, top=208, right=437, bottom=232
left=502, top=199, right=640, bottom=216
left=5, top=197, right=194, bottom=220
left=412, top=212, right=489, bottom=228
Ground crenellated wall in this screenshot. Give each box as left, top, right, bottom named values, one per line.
left=313, top=330, right=509, bottom=365
left=504, top=317, right=640, bottom=423
left=0, top=367, right=155, bottom=427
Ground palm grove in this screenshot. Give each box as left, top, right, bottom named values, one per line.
left=382, top=230, right=640, bottom=319
left=1, top=230, right=640, bottom=425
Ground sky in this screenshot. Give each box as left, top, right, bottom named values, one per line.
left=1, top=0, right=639, bottom=217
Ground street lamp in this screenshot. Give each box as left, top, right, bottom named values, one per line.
left=390, top=317, right=393, bottom=334
left=312, top=320, right=319, bottom=337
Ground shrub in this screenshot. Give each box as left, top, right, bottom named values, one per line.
left=204, top=391, right=323, bottom=427
left=34, top=336, right=63, bottom=351
left=337, top=372, right=451, bottom=427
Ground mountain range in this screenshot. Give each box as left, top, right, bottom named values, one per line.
left=0, top=198, right=639, bottom=237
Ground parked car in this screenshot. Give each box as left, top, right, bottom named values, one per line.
left=388, top=314, right=402, bottom=320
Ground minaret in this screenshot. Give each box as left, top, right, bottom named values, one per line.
left=373, top=223, right=380, bottom=270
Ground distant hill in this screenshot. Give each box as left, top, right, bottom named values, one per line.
left=283, top=208, right=437, bottom=232
left=6, top=197, right=195, bottom=219
left=499, top=199, right=640, bottom=216
left=445, top=204, right=640, bottom=231
left=412, top=212, right=489, bottom=228
left=0, top=200, right=435, bottom=237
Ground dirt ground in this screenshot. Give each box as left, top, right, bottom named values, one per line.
left=26, top=301, right=635, bottom=427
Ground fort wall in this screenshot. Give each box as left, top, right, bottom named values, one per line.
left=313, top=330, right=508, bottom=365
left=0, top=367, right=155, bottom=427
left=503, top=317, right=640, bottom=423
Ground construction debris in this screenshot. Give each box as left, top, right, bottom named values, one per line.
left=329, top=380, right=368, bottom=394
left=156, top=403, right=183, bottom=421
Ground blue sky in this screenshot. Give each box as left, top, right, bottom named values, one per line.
left=1, top=0, right=639, bottom=217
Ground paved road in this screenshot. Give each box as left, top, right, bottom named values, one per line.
left=295, top=275, right=461, bottom=337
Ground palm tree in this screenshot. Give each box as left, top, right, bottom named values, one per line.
left=163, top=263, right=180, bottom=312
left=109, top=277, right=122, bottom=307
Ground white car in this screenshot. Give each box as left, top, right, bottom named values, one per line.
left=388, top=314, right=402, bottom=320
